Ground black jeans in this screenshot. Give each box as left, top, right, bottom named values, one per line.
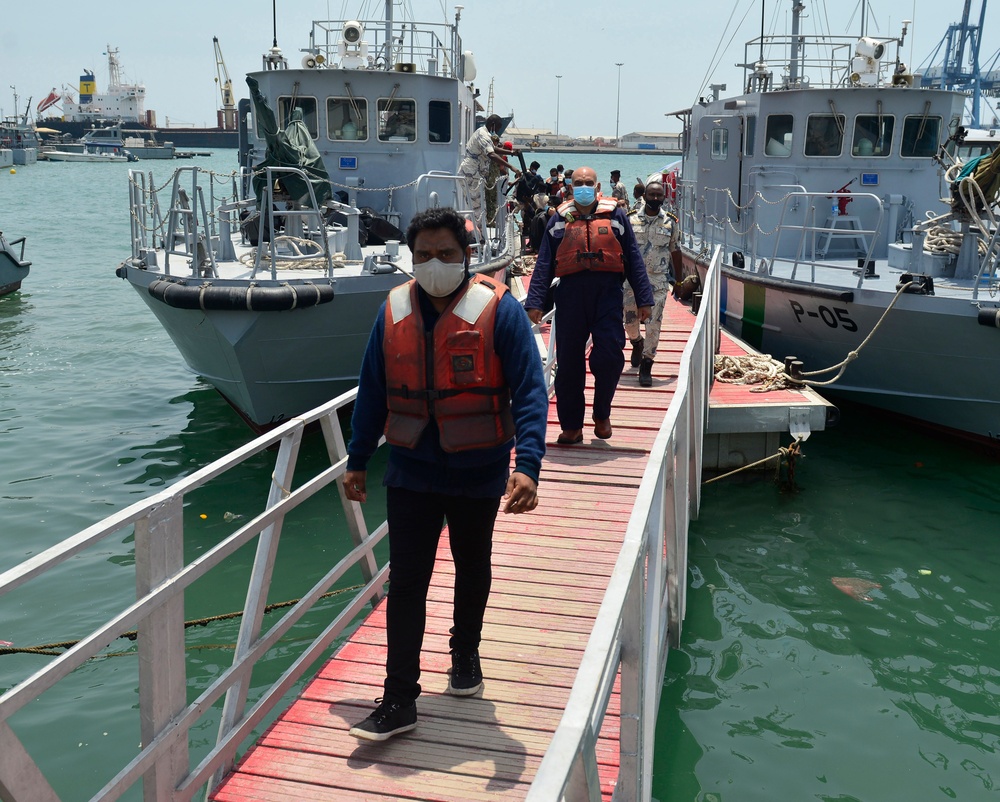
left=383, top=486, right=499, bottom=703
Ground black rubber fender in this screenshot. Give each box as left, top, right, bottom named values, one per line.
left=147, top=279, right=334, bottom=311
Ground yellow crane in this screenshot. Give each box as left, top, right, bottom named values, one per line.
left=213, top=36, right=236, bottom=130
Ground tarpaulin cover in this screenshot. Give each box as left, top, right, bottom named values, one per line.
left=248, top=75, right=333, bottom=207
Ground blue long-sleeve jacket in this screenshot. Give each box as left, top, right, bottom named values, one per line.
left=524, top=204, right=655, bottom=311
left=347, top=281, right=548, bottom=497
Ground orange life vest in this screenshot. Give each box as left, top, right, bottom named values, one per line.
left=554, top=197, right=624, bottom=277
left=383, top=274, right=516, bottom=453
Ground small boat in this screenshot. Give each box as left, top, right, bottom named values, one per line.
left=0, top=90, right=40, bottom=165
left=0, top=231, right=30, bottom=296
left=48, top=123, right=176, bottom=160
left=44, top=146, right=135, bottom=162
left=677, top=0, right=1000, bottom=451
left=115, top=6, right=516, bottom=431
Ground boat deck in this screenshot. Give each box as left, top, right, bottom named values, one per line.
left=210, top=293, right=830, bottom=801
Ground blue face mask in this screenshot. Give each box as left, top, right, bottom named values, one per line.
left=573, top=185, right=596, bottom=205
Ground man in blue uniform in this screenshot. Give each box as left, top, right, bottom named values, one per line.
left=344, top=207, right=548, bottom=742
left=525, top=166, right=653, bottom=443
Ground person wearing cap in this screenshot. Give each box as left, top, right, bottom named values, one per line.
left=608, top=170, right=628, bottom=207
left=624, top=180, right=677, bottom=386
left=459, top=114, right=521, bottom=235
left=344, top=206, right=547, bottom=743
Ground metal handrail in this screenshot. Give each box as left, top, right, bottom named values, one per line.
left=0, top=389, right=385, bottom=802
left=525, top=247, right=721, bottom=801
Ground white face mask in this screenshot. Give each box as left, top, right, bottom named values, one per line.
left=412, top=258, right=466, bottom=297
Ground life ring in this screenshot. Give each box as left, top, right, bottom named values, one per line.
left=661, top=167, right=678, bottom=203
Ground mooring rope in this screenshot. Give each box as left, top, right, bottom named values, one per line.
left=703, top=440, right=802, bottom=485
left=795, top=280, right=913, bottom=387
left=0, top=584, right=364, bottom=658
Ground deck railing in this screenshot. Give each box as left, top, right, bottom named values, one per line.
left=0, top=248, right=720, bottom=801
left=525, top=247, right=721, bottom=801
left=0, top=392, right=389, bottom=802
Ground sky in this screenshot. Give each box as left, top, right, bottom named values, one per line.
left=4, top=0, right=1000, bottom=138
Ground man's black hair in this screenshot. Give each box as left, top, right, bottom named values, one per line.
left=529, top=160, right=540, bottom=171
left=405, top=207, right=470, bottom=252
left=485, top=114, right=503, bottom=130
left=549, top=167, right=559, bottom=175
left=611, top=169, right=621, bottom=177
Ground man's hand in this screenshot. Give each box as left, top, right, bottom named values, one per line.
left=502, top=471, right=538, bottom=514
left=343, top=469, right=367, bottom=503
left=526, top=308, right=543, bottom=325
left=638, top=305, right=653, bottom=323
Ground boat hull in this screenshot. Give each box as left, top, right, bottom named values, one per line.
left=44, top=150, right=129, bottom=163
left=702, top=261, right=1000, bottom=447
left=0, top=254, right=30, bottom=297
left=118, top=266, right=408, bottom=429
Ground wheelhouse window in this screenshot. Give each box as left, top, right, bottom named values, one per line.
left=901, top=115, right=942, bottom=158
left=804, top=114, right=845, bottom=156
left=327, top=97, right=368, bottom=141
left=744, top=115, right=756, bottom=157
left=276, top=96, right=318, bottom=138
left=428, top=100, right=451, bottom=143
left=764, top=114, right=794, bottom=157
left=711, top=127, right=728, bottom=160
left=378, top=98, right=416, bottom=141
left=852, top=114, right=894, bottom=156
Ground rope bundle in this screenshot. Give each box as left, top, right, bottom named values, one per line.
left=714, top=353, right=800, bottom=392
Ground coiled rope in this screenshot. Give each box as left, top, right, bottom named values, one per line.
left=714, top=353, right=800, bottom=392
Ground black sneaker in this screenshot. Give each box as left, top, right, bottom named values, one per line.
left=639, top=358, right=654, bottom=387
left=447, top=649, right=484, bottom=696
left=348, top=697, right=417, bottom=741
left=630, top=337, right=645, bottom=367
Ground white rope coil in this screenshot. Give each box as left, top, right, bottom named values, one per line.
left=714, top=354, right=800, bottom=392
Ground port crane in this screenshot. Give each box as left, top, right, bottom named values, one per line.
left=213, top=36, right=236, bottom=130
left=917, top=0, right=1000, bottom=126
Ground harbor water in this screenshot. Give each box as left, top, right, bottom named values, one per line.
left=1, top=152, right=997, bottom=800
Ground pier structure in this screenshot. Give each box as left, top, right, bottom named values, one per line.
left=0, top=248, right=831, bottom=800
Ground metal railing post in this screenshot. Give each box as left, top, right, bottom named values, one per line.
left=134, top=497, right=188, bottom=802
left=211, top=426, right=304, bottom=790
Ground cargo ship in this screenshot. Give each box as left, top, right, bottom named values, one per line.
left=35, top=46, right=237, bottom=150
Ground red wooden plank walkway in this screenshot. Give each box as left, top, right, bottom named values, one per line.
left=211, top=293, right=818, bottom=801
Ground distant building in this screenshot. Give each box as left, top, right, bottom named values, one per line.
left=619, top=131, right=683, bottom=151
left=504, top=126, right=557, bottom=146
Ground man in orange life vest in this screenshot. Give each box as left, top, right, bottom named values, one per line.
left=343, top=207, right=548, bottom=742
left=525, top=166, right=653, bottom=444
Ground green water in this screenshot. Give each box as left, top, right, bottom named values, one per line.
left=2, top=151, right=998, bottom=800
left=654, top=402, right=1000, bottom=801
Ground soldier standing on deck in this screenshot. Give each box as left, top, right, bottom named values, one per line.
left=623, top=180, right=676, bottom=387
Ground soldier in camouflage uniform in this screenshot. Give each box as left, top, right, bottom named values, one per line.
left=622, top=180, right=676, bottom=386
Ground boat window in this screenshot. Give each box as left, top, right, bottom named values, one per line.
left=711, top=127, right=728, bottom=160
left=744, top=116, right=756, bottom=157
left=378, top=98, right=417, bottom=142
left=852, top=114, right=894, bottom=157
left=764, top=114, right=793, bottom=157
left=276, top=97, right=319, bottom=138
left=327, top=97, right=368, bottom=141
left=901, top=115, right=942, bottom=158
left=428, top=100, right=451, bottom=143
left=804, top=114, right=845, bottom=157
